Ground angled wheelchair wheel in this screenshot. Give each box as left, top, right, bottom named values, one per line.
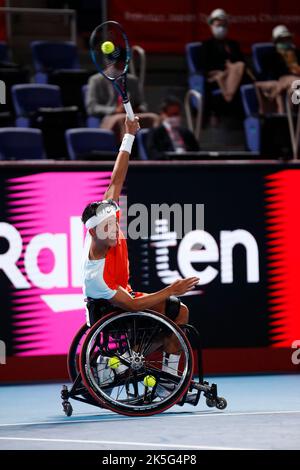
left=67, top=323, right=89, bottom=382
left=79, top=309, right=194, bottom=416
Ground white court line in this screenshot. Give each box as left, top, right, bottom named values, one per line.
left=0, top=410, right=299, bottom=428
left=0, top=437, right=253, bottom=450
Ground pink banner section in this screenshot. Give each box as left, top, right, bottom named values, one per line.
left=5, top=172, right=111, bottom=356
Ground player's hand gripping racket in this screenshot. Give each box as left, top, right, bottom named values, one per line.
left=89, top=20, right=135, bottom=121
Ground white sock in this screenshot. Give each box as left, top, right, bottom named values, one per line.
left=162, top=352, right=180, bottom=375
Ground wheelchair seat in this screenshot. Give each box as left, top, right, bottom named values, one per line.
left=85, top=296, right=120, bottom=326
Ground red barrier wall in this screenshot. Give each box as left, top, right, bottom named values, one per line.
left=0, top=0, right=6, bottom=41
left=0, top=348, right=299, bottom=383
left=108, top=0, right=300, bottom=53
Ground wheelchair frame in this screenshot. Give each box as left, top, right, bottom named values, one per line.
left=61, top=311, right=227, bottom=416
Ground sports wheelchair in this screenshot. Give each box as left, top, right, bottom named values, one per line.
left=61, top=300, right=227, bottom=417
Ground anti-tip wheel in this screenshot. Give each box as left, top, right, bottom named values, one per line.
left=216, top=397, right=227, bottom=410
left=206, top=398, right=217, bottom=408
left=63, top=401, right=73, bottom=417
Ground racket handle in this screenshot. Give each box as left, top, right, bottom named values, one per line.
left=123, top=101, right=135, bottom=121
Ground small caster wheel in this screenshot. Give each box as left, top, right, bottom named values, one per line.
left=206, top=398, right=216, bottom=408
left=216, top=397, right=227, bottom=410
left=61, top=385, right=69, bottom=400
left=63, top=401, right=73, bottom=417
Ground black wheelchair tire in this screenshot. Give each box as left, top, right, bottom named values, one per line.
left=79, top=309, right=194, bottom=417
left=67, top=323, right=89, bottom=382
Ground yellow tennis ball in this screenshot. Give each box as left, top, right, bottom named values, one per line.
left=108, top=356, right=120, bottom=369
left=143, top=375, right=156, bottom=388
left=101, top=41, right=115, bottom=54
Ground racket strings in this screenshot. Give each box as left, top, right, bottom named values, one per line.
left=91, top=25, right=128, bottom=80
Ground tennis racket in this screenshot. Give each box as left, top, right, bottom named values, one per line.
left=89, top=20, right=135, bottom=121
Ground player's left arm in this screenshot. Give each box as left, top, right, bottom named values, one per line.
left=104, top=116, right=140, bottom=201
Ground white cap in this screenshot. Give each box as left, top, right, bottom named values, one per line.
left=272, top=25, right=292, bottom=41
left=208, top=8, right=228, bottom=25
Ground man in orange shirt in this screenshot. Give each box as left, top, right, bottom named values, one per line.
left=81, top=116, right=199, bottom=360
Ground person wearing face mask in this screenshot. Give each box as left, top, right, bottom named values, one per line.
left=200, top=9, right=247, bottom=104
left=261, top=26, right=300, bottom=80
left=146, top=96, right=199, bottom=160
left=255, top=25, right=300, bottom=114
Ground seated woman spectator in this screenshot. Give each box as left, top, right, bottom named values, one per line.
left=255, top=25, right=300, bottom=114
left=86, top=72, right=158, bottom=141
left=200, top=8, right=246, bottom=104
left=146, top=96, right=200, bottom=160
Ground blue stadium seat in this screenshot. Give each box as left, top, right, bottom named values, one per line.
left=240, top=84, right=261, bottom=153
left=186, top=42, right=203, bottom=75
left=11, top=84, right=62, bottom=127
left=252, top=43, right=274, bottom=80
left=0, top=41, right=9, bottom=63
left=65, top=128, right=117, bottom=160
left=136, top=128, right=150, bottom=160
left=0, top=128, right=45, bottom=160
left=31, top=41, right=81, bottom=84
left=186, top=42, right=205, bottom=98
left=185, top=42, right=221, bottom=100
left=81, top=84, right=101, bottom=128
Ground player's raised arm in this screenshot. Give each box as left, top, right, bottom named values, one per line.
left=104, top=116, right=140, bottom=201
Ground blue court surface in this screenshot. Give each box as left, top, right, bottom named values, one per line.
left=0, top=374, right=299, bottom=450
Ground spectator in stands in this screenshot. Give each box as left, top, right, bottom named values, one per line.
left=262, top=25, right=300, bottom=79
left=255, top=25, right=300, bottom=114
left=86, top=73, right=159, bottom=141
left=200, top=8, right=246, bottom=104
left=146, top=96, right=199, bottom=160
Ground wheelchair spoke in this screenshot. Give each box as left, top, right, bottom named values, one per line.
left=137, top=330, right=146, bottom=355
left=133, top=318, right=137, bottom=350
left=124, top=371, right=138, bottom=403
left=141, top=325, right=161, bottom=357
left=125, top=332, right=133, bottom=357
left=145, top=358, right=181, bottom=375
left=143, top=366, right=182, bottom=384
left=131, top=370, right=139, bottom=397
left=116, top=381, right=127, bottom=400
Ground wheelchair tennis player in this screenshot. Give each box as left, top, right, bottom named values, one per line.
left=60, top=115, right=227, bottom=415
left=80, top=116, right=199, bottom=381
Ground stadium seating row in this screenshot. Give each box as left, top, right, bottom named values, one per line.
left=186, top=42, right=280, bottom=153
left=0, top=128, right=117, bottom=160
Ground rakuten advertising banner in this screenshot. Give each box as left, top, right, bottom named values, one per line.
left=0, top=164, right=300, bottom=378
left=108, top=0, right=300, bottom=53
